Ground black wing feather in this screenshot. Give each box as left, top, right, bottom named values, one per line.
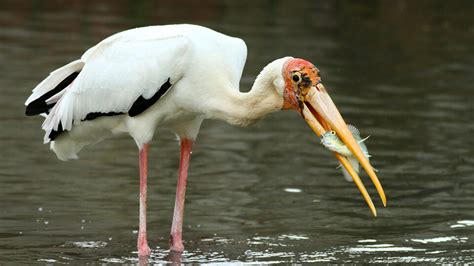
left=25, top=71, right=80, bottom=116
left=128, top=78, right=172, bottom=117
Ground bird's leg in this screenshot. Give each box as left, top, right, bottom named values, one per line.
left=169, top=138, right=194, bottom=252
left=137, top=143, right=151, bottom=257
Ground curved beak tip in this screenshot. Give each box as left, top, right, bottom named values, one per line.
left=301, top=85, right=387, bottom=216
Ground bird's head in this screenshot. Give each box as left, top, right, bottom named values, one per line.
left=280, top=58, right=386, bottom=216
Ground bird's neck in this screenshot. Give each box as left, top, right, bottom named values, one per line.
left=214, top=58, right=289, bottom=127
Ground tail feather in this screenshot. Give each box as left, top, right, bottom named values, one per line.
left=41, top=92, right=75, bottom=143
left=25, top=60, right=83, bottom=116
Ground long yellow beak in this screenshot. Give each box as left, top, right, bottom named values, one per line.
left=301, top=84, right=386, bottom=217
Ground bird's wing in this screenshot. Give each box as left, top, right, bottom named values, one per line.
left=42, top=33, right=192, bottom=141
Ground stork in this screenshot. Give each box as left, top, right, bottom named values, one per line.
left=25, top=24, right=386, bottom=257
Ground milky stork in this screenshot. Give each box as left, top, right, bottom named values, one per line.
left=25, top=24, right=386, bottom=257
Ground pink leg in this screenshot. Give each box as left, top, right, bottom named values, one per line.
left=137, top=143, right=151, bottom=257
left=170, top=138, right=194, bottom=252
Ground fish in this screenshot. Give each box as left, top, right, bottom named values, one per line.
left=320, top=124, right=376, bottom=182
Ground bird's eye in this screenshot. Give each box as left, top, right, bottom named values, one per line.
left=330, top=131, right=336, bottom=135
left=292, top=73, right=301, bottom=83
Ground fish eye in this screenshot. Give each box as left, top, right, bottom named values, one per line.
left=330, top=131, right=336, bottom=135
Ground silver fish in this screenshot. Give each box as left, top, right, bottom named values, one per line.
left=320, top=124, right=376, bottom=182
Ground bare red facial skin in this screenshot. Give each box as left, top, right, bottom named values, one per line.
left=282, top=58, right=321, bottom=110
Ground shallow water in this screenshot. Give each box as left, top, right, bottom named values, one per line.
left=1, top=0, right=473, bottom=263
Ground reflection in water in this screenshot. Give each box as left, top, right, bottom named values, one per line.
left=0, top=0, right=473, bottom=263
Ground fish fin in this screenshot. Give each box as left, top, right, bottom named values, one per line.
left=347, top=124, right=360, bottom=136
left=359, top=135, right=370, bottom=143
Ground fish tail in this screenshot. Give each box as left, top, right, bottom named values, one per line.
left=341, top=156, right=360, bottom=182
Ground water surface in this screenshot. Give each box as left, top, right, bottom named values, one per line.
left=0, top=0, right=473, bottom=263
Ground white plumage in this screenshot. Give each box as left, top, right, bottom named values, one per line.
left=26, top=24, right=252, bottom=160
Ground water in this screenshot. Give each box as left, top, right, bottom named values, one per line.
left=1, top=0, right=473, bottom=263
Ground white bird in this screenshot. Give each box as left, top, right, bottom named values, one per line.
left=25, top=24, right=386, bottom=257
